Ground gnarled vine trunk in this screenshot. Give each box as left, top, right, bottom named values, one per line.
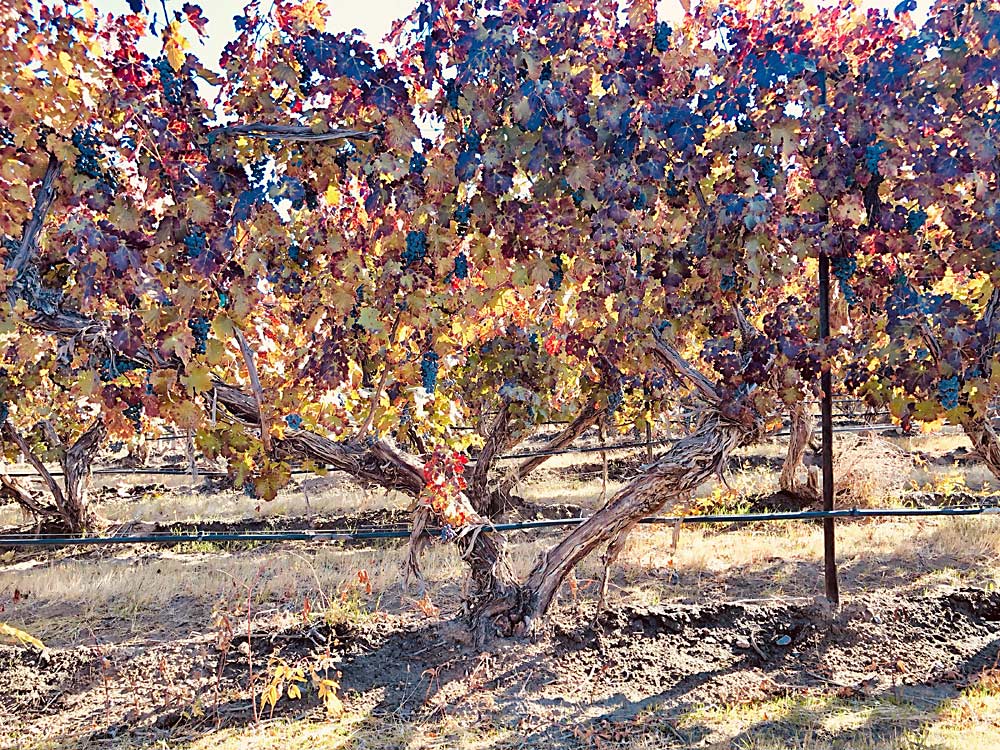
left=469, top=412, right=758, bottom=636
left=0, top=418, right=106, bottom=533
left=780, top=402, right=818, bottom=500
left=961, top=414, right=1000, bottom=481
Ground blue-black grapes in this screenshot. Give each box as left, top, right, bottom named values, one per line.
left=189, top=316, right=210, bottom=355
left=285, top=413, right=303, bottom=430
left=123, top=402, right=143, bottom=428
left=938, top=376, right=960, bottom=410
left=831, top=255, right=859, bottom=306
left=654, top=21, right=671, bottom=52
left=445, top=79, right=460, bottom=109
left=409, top=151, right=427, bottom=175
left=155, top=57, right=184, bottom=105
left=421, top=351, right=439, bottom=393
left=548, top=254, right=564, bottom=291
left=454, top=252, right=468, bottom=280
left=720, top=273, right=737, bottom=292
left=907, top=209, right=927, bottom=234
left=184, top=229, right=207, bottom=259
left=71, top=126, right=103, bottom=179
left=608, top=389, right=624, bottom=415
left=403, top=230, right=427, bottom=266
left=99, top=357, right=143, bottom=381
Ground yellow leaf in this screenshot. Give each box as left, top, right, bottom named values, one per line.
left=186, top=194, right=214, bottom=223
left=0, top=623, right=45, bottom=650
left=287, top=683, right=302, bottom=700
left=181, top=364, right=214, bottom=395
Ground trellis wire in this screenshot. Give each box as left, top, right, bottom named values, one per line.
left=1, top=505, right=997, bottom=547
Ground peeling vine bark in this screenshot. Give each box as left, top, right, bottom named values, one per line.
left=780, top=402, right=819, bottom=500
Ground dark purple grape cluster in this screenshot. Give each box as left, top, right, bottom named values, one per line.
left=71, top=126, right=103, bottom=179
left=454, top=252, right=468, bottom=279
left=403, top=230, right=427, bottom=266
left=907, top=209, right=927, bottom=234
left=285, top=413, right=303, bottom=430
left=454, top=202, right=471, bottom=235
left=184, top=229, right=207, bottom=259
left=445, top=79, right=460, bottom=108
left=421, top=350, right=439, bottom=393
left=654, top=21, right=671, bottom=52
left=831, top=255, right=859, bottom=306
left=608, top=388, right=624, bottom=414
left=155, top=57, right=184, bottom=105
left=123, top=401, right=143, bottom=428
left=409, top=151, right=427, bottom=175
left=189, top=316, right=210, bottom=355
left=938, top=375, right=960, bottom=410
left=99, top=357, right=143, bottom=381
left=864, top=142, right=888, bottom=174
left=549, top=254, right=564, bottom=291
left=720, top=273, right=737, bottom=292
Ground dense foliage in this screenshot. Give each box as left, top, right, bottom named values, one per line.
left=1, top=0, right=998, bottom=625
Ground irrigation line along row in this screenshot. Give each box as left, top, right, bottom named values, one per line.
left=6, top=422, right=918, bottom=481
left=2, top=505, right=998, bottom=547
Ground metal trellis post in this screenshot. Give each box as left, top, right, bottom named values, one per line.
left=819, top=254, right=840, bottom=606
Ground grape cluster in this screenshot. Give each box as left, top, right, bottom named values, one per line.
left=189, top=316, right=210, bottom=355
left=403, top=230, right=427, bottom=266
left=831, top=255, right=859, bottom=306
left=292, top=46, right=314, bottom=96
left=907, top=209, right=927, bottom=234
left=720, top=273, right=737, bottom=292
left=0, top=402, right=8, bottom=428
left=421, top=350, right=439, bottom=393
left=445, top=79, right=460, bottom=108
left=548, top=254, right=564, bottom=291
left=123, top=402, right=143, bottom=428
left=155, top=57, right=184, bottom=105
left=654, top=21, right=672, bottom=52
left=99, top=357, right=143, bottom=381
left=938, top=376, right=960, bottom=410
left=864, top=142, right=888, bottom=174
left=454, top=252, right=468, bottom=280
left=71, top=126, right=103, bottom=179
left=184, top=229, right=207, bottom=259
left=409, top=151, right=427, bottom=175
left=243, top=481, right=257, bottom=499
left=454, top=202, right=471, bottom=235
left=285, top=413, right=303, bottom=430
left=608, top=388, right=624, bottom=415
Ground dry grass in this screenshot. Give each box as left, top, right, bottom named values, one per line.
left=832, top=434, right=916, bottom=507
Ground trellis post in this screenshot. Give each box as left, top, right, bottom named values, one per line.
left=818, top=254, right=840, bottom=606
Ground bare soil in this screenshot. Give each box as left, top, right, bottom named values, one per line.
left=4, top=586, right=999, bottom=748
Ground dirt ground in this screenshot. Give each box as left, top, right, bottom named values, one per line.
left=2, top=432, right=1000, bottom=749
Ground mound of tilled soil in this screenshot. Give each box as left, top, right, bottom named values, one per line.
left=5, top=588, right=1000, bottom=748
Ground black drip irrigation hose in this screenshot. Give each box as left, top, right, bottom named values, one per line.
left=1, top=505, right=997, bottom=547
